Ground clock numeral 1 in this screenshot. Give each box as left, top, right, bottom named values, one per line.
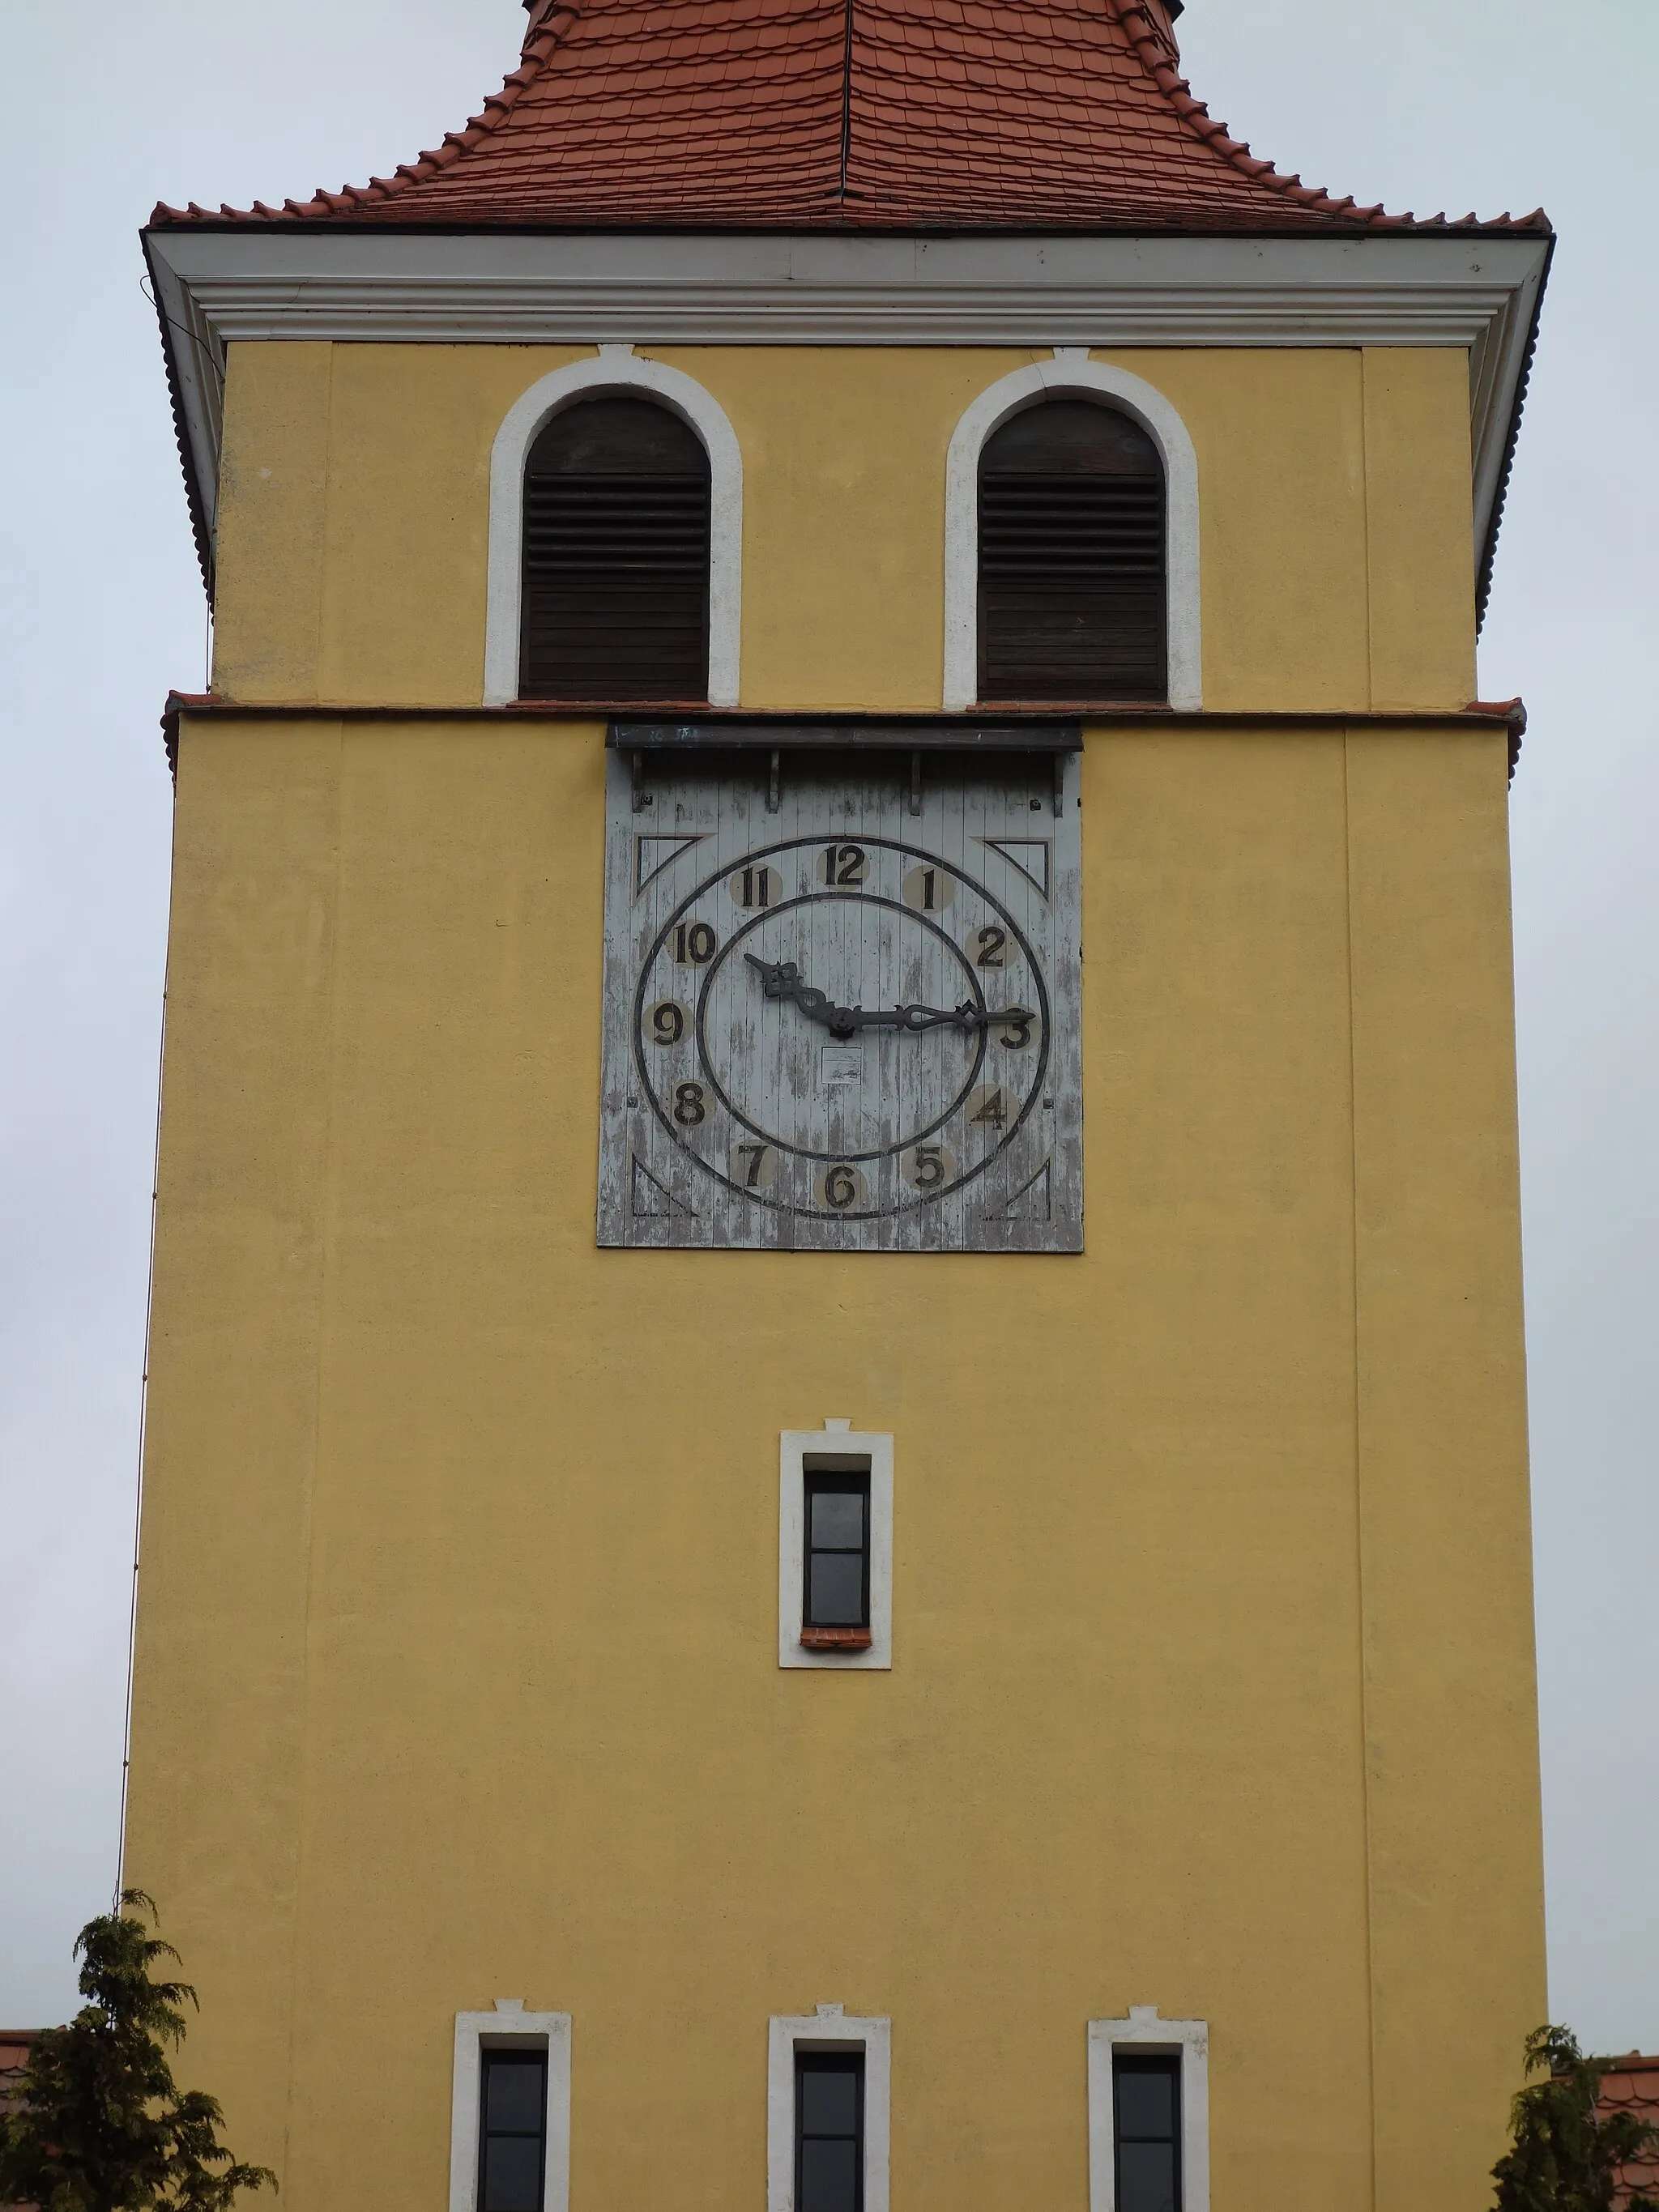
left=902, top=864, right=957, bottom=913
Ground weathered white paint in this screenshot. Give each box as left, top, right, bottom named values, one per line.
left=483, top=353, right=742, bottom=706
left=596, top=751, right=1083, bottom=1254
left=450, top=2001, right=572, bottom=2212
left=943, top=359, right=1202, bottom=712
left=767, top=2006, right=891, bottom=2212
left=1087, top=2007, right=1210, bottom=2212
left=778, top=1422, right=894, bottom=1672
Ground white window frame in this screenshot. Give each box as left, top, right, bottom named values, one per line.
left=942, top=351, right=1203, bottom=714
left=779, top=1420, right=893, bottom=1671
left=1088, top=2007, right=1209, bottom=2212
left=450, top=2000, right=572, bottom=2212
left=483, top=346, right=743, bottom=708
left=768, top=2005, right=891, bottom=2212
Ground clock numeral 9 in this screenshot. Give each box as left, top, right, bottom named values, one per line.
left=967, top=1085, right=1009, bottom=1133
left=819, top=842, right=869, bottom=889
left=727, top=864, right=783, bottom=910
left=967, top=924, right=1006, bottom=968
left=901, top=1142, right=957, bottom=1194
left=729, top=1140, right=777, bottom=1191
left=817, top=1162, right=868, bottom=1212
left=647, top=1000, right=687, bottom=1046
left=672, top=1081, right=706, bottom=1127
left=672, top=920, right=719, bottom=965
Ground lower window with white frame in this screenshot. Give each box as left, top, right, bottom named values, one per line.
left=1088, top=2008, right=1209, bottom=2212
left=769, top=2007, right=890, bottom=2212
left=450, top=2001, right=571, bottom=2212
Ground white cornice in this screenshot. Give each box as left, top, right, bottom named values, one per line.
left=144, top=228, right=1549, bottom=598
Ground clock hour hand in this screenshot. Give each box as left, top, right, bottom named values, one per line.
left=744, top=956, right=1031, bottom=1041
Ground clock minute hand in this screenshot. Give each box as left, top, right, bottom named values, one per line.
left=745, top=958, right=1030, bottom=1041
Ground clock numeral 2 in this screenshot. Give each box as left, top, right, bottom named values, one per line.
left=969, top=924, right=1006, bottom=968
left=673, top=921, right=719, bottom=965
left=819, top=842, right=868, bottom=889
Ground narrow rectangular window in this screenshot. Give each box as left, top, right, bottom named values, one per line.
left=479, top=2049, right=548, bottom=2212
left=1114, top=2055, right=1181, bottom=2212
left=796, top=2051, right=865, bottom=2212
left=802, top=1464, right=871, bottom=1647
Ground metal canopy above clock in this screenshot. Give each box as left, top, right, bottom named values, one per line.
left=597, top=722, right=1082, bottom=1253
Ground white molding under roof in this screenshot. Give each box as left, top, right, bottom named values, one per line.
left=145, top=227, right=1549, bottom=599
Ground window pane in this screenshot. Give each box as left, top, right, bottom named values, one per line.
left=808, top=1553, right=865, bottom=1625
left=485, top=2057, right=546, bottom=2133
left=799, top=2137, right=859, bottom=2212
left=1117, top=2140, right=1178, bottom=2212
left=810, top=1490, right=865, bottom=1549
left=483, top=2135, right=543, bottom=2212
left=1115, top=2064, right=1176, bottom=2141
left=799, top=2065, right=859, bottom=2136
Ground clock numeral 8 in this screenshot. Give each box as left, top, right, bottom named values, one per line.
left=819, top=842, right=868, bottom=889
left=672, top=1081, right=706, bottom=1127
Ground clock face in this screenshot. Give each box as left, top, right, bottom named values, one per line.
left=598, top=749, right=1081, bottom=1252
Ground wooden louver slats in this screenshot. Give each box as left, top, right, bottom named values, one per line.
left=519, top=399, right=711, bottom=701
left=978, top=400, right=1168, bottom=704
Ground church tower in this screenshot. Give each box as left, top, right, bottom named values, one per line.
left=133, top=4, right=1552, bottom=2208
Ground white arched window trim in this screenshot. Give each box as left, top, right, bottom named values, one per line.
left=483, top=347, right=742, bottom=708
left=942, top=354, right=1202, bottom=714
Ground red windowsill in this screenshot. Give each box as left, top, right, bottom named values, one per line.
left=800, top=1625, right=873, bottom=1652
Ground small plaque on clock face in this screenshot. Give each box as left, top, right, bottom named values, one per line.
left=598, top=750, right=1081, bottom=1251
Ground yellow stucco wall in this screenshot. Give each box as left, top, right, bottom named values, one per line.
left=129, top=332, right=1535, bottom=2211
left=210, top=342, right=1477, bottom=714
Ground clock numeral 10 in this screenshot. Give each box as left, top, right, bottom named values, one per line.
left=819, top=842, right=869, bottom=889
left=672, top=921, right=719, bottom=965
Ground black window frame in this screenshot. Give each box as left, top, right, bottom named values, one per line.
left=1112, top=2051, right=1183, bottom=2212
left=477, top=2045, right=549, bottom=2212
left=802, top=1463, right=872, bottom=1632
left=795, top=2048, right=866, bottom=2212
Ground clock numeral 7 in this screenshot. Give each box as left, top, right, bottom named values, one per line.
left=729, top=1140, right=776, bottom=1191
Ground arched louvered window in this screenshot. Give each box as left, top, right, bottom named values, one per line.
left=978, top=399, right=1167, bottom=703
left=520, top=398, right=712, bottom=701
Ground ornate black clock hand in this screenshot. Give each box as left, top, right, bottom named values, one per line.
left=745, top=955, right=1031, bottom=1041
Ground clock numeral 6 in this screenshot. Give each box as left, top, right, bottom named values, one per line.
left=819, top=842, right=869, bottom=889
left=727, top=864, right=783, bottom=910
left=967, top=924, right=1006, bottom=968
left=817, top=1162, right=868, bottom=1211
left=901, top=1142, right=957, bottom=1193
left=647, top=1000, right=688, bottom=1046
left=672, top=1081, right=707, bottom=1127
left=672, top=920, right=719, bottom=965
left=729, top=1140, right=777, bottom=1191
left=967, top=1085, right=1009, bottom=1134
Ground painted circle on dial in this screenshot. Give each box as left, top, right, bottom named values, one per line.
left=633, top=833, right=1051, bottom=1216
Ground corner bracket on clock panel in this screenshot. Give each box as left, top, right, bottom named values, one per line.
left=629, top=1153, right=697, bottom=1221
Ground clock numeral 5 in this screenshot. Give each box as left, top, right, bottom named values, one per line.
left=902, top=1142, right=957, bottom=1193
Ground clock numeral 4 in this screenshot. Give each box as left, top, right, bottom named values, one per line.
left=967, top=1085, right=1009, bottom=1134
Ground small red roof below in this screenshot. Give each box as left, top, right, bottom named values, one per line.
left=152, top=0, right=1546, bottom=235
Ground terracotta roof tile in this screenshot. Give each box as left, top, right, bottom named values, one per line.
left=151, top=0, right=1548, bottom=235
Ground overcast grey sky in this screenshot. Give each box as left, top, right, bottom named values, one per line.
left=2, top=0, right=1655, bottom=2049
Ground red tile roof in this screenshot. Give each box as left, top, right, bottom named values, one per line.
left=1598, top=2055, right=1659, bottom=2209
left=151, top=0, right=1547, bottom=235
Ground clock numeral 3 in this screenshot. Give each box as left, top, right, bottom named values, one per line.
left=995, top=1011, right=1034, bottom=1050
left=672, top=1081, right=707, bottom=1127
left=673, top=921, right=719, bottom=965
left=819, top=842, right=869, bottom=889
left=647, top=1000, right=687, bottom=1046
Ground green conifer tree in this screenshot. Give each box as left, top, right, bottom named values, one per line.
left=1493, top=2025, right=1659, bottom=2212
left=0, top=1891, right=275, bottom=2212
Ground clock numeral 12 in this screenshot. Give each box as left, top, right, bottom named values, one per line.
left=820, top=842, right=868, bottom=889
